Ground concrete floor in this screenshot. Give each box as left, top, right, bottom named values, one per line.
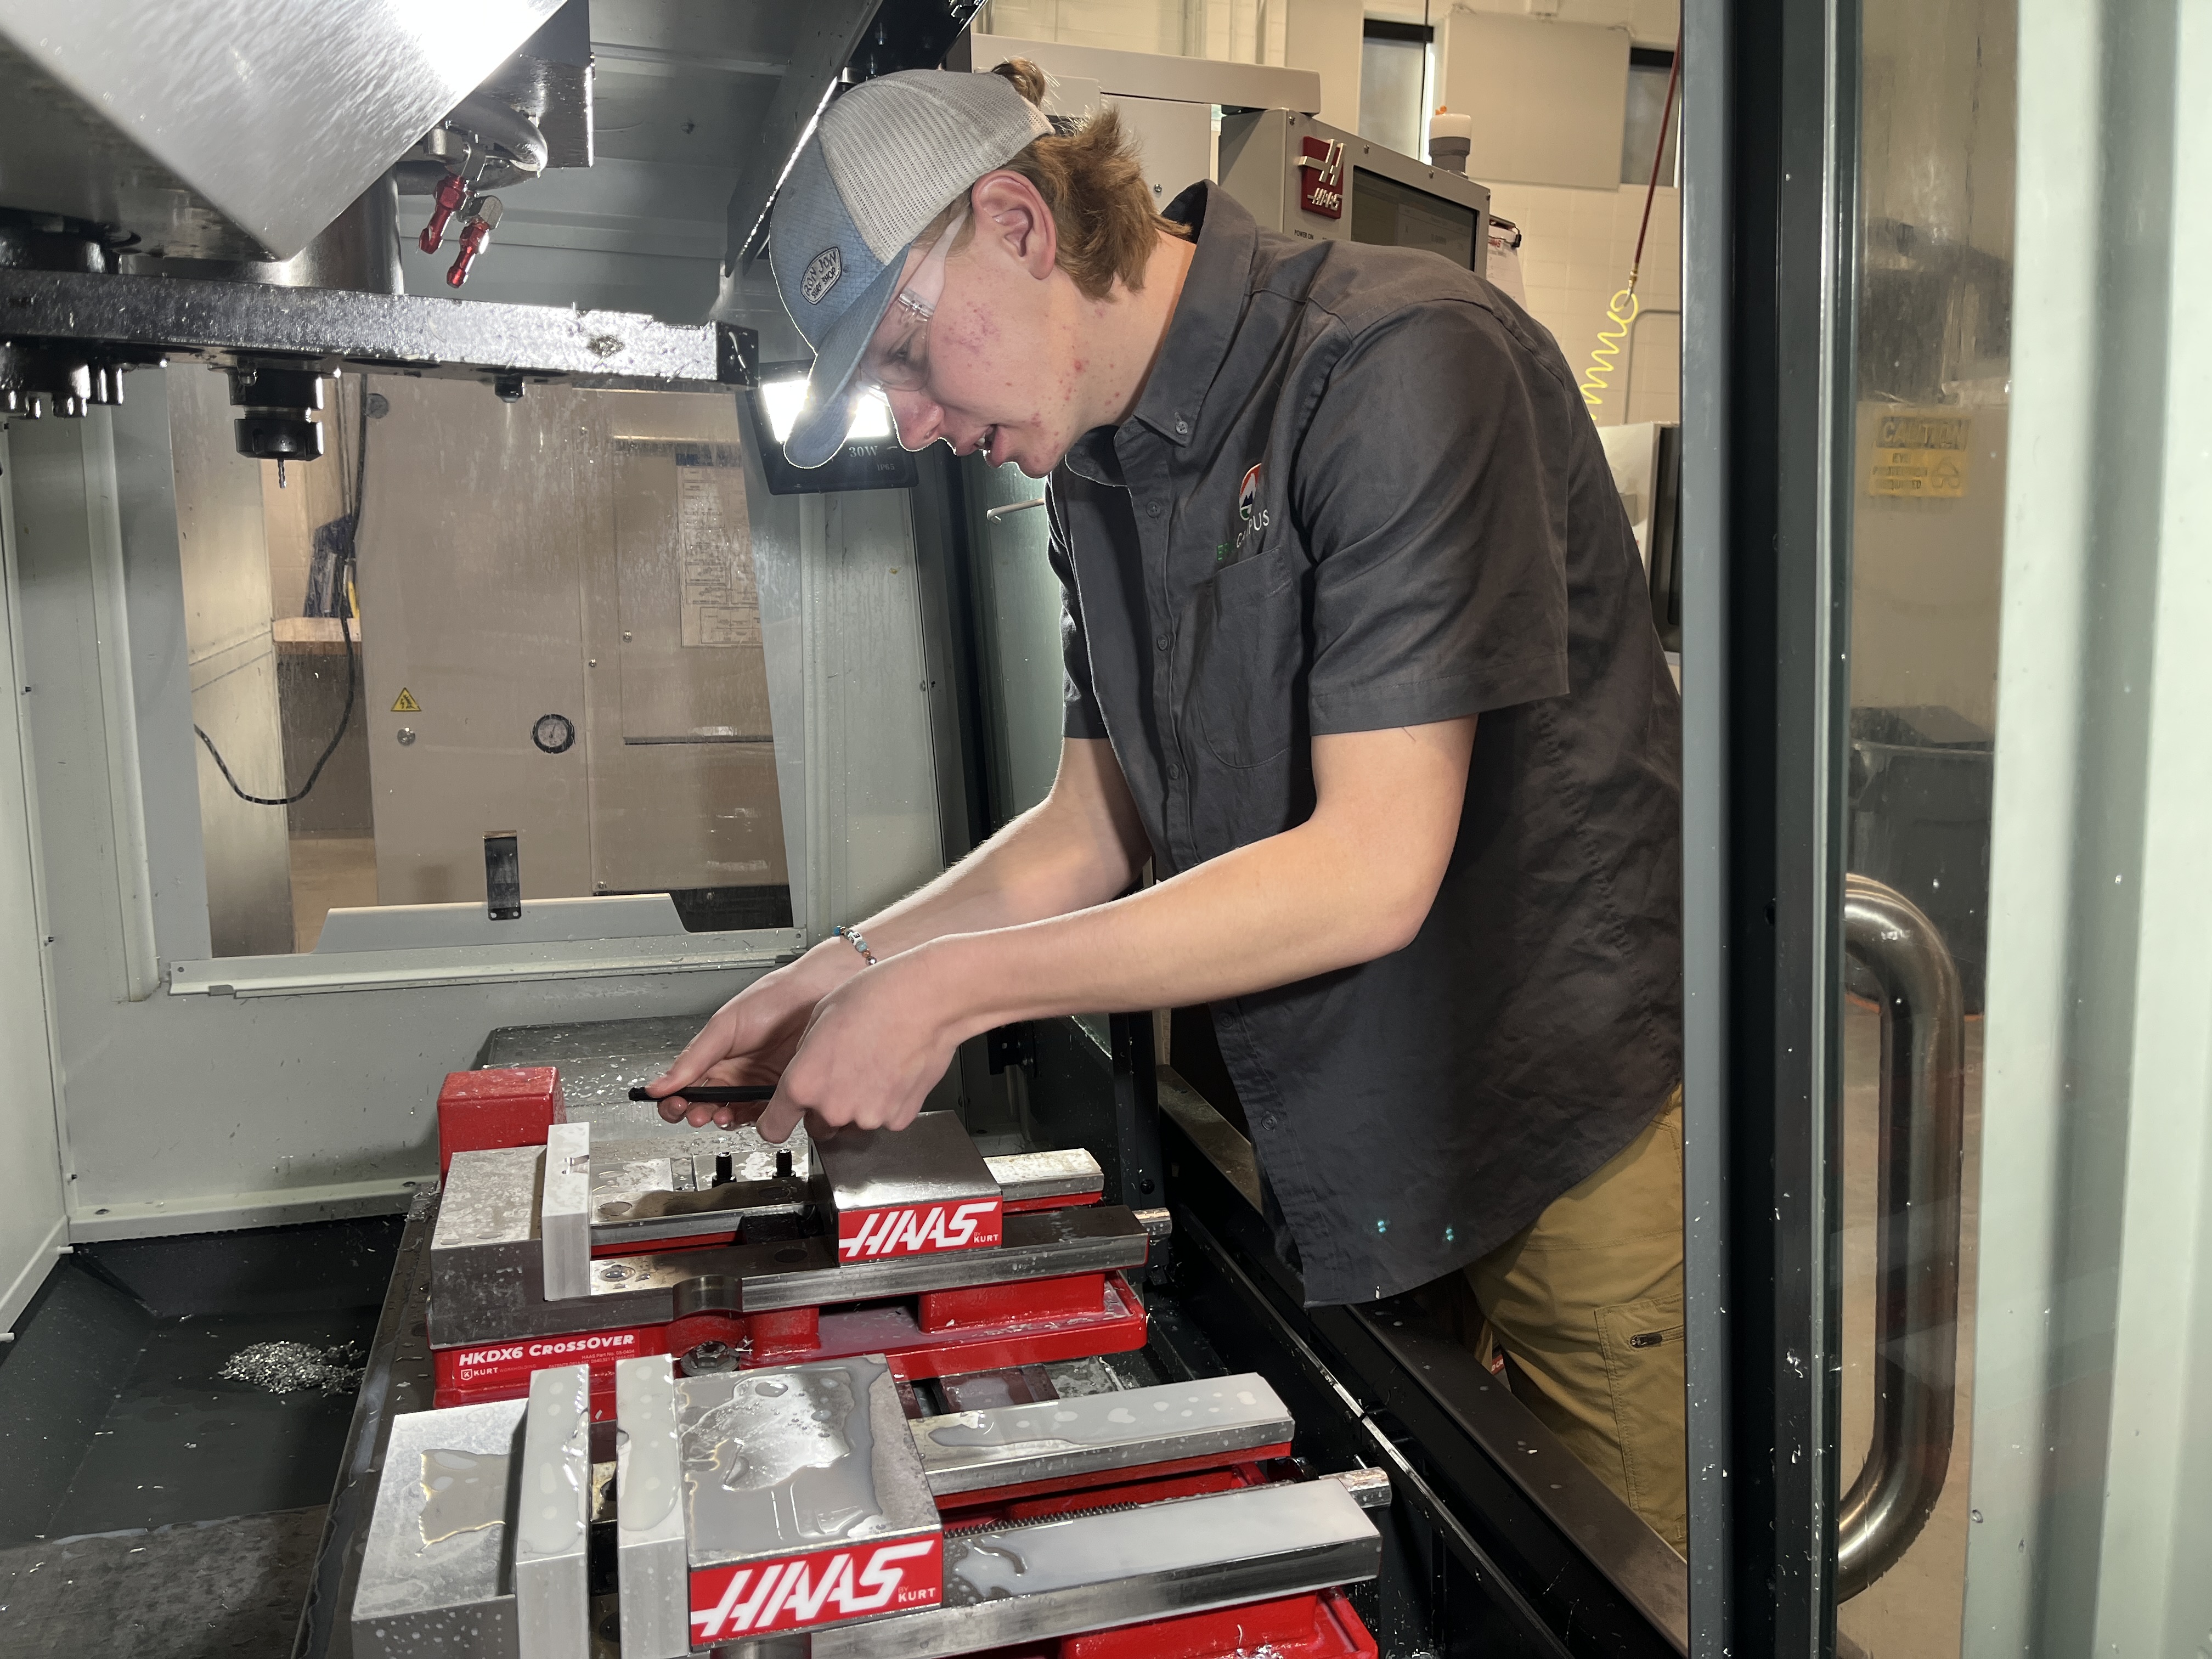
left=1835, top=1000, right=1985, bottom=1657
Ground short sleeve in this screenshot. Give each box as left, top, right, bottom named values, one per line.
left=1045, top=478, right=1110, bottom=740
left=1294, top=301, right=1574, bottom=734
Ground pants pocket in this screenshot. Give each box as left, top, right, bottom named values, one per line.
left=1595, top=1291, right=1688, bottom=1553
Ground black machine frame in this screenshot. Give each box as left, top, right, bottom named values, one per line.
left=1680, top=0, right=1863, bottom=1652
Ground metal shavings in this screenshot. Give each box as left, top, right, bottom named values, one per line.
left=217, top=1339, right=365, bottom=1396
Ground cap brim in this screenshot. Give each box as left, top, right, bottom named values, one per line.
left=783, top=256, right=905, bottom=469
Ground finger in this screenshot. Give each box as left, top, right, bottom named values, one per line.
left=754, top=1096, right=806, bottom=1144
left=646, top=1003, right=744, bottom=1096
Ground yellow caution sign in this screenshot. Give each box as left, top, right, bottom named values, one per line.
left=390, top=687, right=421, bottom=713
left=1867, top=411, right=1971, bottom=499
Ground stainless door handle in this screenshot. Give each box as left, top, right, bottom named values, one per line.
left=1836, top=872, right=1967, bottom=1598
left=984, top=496, right=1047, bottom=522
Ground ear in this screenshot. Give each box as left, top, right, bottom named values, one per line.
left=969, top=171, right=1058, bottom=281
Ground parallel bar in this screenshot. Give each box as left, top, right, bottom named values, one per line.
left=515, top=1365, right=591, bottom=1659
left=986, top=1148, right=1104, bottom=1203
left=590, top=1176, right=805, bottom=1248
left=541, top=1123, right=592, bottom=1302
left=798, top=1481, right=1381, bottom=1659
left=1332, top=1466, right=1393, bottom=1509
left=615, top=1357, right=690, bottom=1659
left=912, top=1373, right=1293, bottom=1497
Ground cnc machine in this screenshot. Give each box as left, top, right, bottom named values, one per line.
left=0, top=4, right=1689, bottom=1655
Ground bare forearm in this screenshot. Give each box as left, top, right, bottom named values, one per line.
left=856, top=801, right=1130, bottom=951
left=824, top=739, right=1145, bottom=965
left=692, top=719, right=1476, bottom=1143
left=916, top=813, right=1431, bottom=1038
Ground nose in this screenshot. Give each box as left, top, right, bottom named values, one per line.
left=886, top=388, right=943, bottom=452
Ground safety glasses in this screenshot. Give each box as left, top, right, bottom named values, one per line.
left=855, top=207, right=969, bottom=397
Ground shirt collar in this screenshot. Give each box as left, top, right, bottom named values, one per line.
left=1121, top=183, right=1259, bottom=450
left=1063, top=426, right=1124, bottom=486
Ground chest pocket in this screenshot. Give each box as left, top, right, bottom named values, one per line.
left=1192, top=548, right=1301, bottom=769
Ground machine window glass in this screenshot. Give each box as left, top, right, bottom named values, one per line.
left=1621, top=49, right=1683, bottom=187
left=168, top=369, right=792, bottom=956
left=1825, top=0, right=2012, bottom=1645
left=1357, top=23, right=1433, bottom=162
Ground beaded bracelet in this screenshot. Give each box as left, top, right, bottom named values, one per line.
left=832, top=924, right=879, bottom=966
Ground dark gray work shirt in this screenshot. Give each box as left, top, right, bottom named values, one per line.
left=1045, top=184, right=1681, bottom=1306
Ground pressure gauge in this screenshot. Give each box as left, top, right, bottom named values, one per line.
left=532, top=713, right=575, bottom=754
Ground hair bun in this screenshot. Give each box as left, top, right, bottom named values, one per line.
left=989, top=58, right=1051, bottom=107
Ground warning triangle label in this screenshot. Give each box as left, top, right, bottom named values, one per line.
left=390, top=687, right=421, bottom=713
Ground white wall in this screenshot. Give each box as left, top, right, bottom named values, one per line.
left=1434, top=0, right=1682, bottom=427
left=1487, top=181, right=1680, bottom=427
left=1284, top=0, right=1363, bottom=132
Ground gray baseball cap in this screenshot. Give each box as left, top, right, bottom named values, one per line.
left=768, top=70, right=1051, bottom=469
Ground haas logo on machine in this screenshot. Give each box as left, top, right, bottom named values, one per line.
left=690, top=1538, right=943, bottom=1641
left=838, top=1198, right=1002, bottom=1260
left=1299, top=136, right=1346, bottom=219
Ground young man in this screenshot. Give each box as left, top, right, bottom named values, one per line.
left=645, top=63, right=1685, bottom=1549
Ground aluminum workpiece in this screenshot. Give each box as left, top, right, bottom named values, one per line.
left=351, top=1363, right=591, bottom=1659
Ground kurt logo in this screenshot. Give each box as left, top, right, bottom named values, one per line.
left=802, top=246, right=842, bottom=304
left=690, top=1538, right=942, bottom=1641
left=838, top=1199, right=1002, bottom=1260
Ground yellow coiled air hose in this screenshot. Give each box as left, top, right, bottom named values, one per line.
left=1579, top=24, right=1681, bottom=414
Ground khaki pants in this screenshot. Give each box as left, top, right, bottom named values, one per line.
left=1434, top=1089, right=1687, bottom=1554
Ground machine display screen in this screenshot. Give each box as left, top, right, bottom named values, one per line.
left=1350, top=168, right=1479, bottom=269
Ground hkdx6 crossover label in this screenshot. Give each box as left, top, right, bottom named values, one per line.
left=441, top=1328, right=657, bottom=1392
left=690, top=1538, right=943, bottom=1641
left=837, top=1198, right=1002, bottom=1260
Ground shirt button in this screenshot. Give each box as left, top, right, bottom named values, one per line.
left=1262, top=1114, right=1278, bottom=1131
left=1154, top=633, right=1170, bottom=652
left=1174, top=419, right=1190, bottom=436
left=1167, top=762, right=1182, bottom=781
left=1146, top=500, right=1161, bottom=517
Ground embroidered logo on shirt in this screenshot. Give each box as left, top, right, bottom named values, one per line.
left=802, top=247, right=842, bottom=305
left=1222, top=462, right=1271, bottom=564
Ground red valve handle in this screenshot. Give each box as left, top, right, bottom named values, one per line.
left=419, top=172, right=469, bottom=255
left=446, top=216, right=493, bottom=288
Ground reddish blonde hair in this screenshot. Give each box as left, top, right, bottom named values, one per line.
left=927, top=58, right=1190, bottom=300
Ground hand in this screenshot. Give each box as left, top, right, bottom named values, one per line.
left=641, top=943, right=863, bottom=1128
left=751, top=947, right=963, bottom=1144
